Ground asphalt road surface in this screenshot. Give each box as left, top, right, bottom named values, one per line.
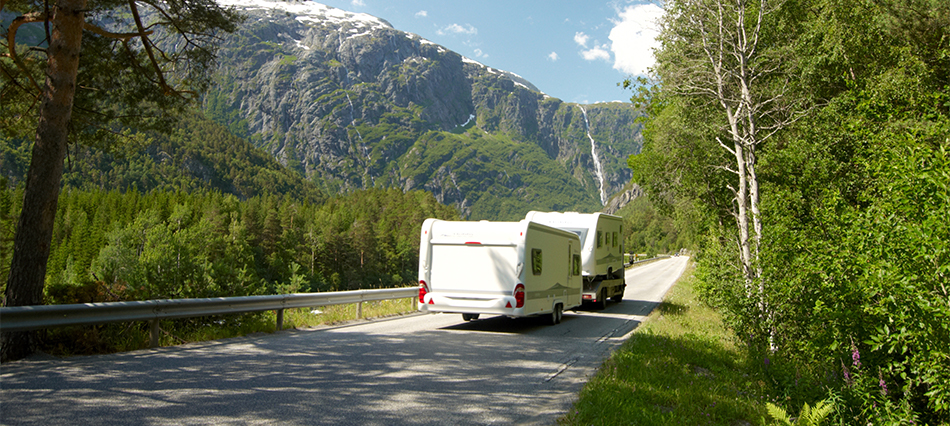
left=0, top=256, right=689, bottom=425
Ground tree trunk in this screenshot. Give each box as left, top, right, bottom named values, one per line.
left=1, top=0, right=85, bottom=363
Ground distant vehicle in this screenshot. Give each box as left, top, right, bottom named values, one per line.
left=417, top=219, right=582, bottom=324
left=524, top=211, right=626, bottom=309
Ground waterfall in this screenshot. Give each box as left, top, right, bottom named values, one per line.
left=579, top=106, right=607, bottom=206
left=345, top=93, right=363, bottom=141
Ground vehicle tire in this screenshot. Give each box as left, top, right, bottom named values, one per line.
left=595, top=290, right=607, bottom=310
left=462, top=313, right=479, bottom=321
left=611, top=291, right=624, bottom=303
left=549, top=304, right=562, bottom=325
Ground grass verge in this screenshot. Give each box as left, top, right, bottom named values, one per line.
left=559, top=262, right=769, bottom=425
left=277, top=298, right=416, bottom=329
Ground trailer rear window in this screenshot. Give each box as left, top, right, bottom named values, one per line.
left=572, top=254, right=581, bottom=276
left=532, top=249, right=543, bottom=275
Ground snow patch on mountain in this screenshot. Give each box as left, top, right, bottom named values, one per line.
left=216, top=0, right=390, bottom=32
left=415, top=36, right=446, bottom=53
left=462, top=57, right=485, bottom=67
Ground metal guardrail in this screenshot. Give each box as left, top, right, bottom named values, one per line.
left=627, top=254, right=671, bottom=267
left=0, top=287, right=418, bottom=348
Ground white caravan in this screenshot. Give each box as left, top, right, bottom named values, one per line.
left=524, top=211, right=626, bottom=308
left=417, top=219, right=582, bottom=324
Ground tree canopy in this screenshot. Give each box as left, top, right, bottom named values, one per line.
left=631, top=0, right=949, bottom=422
left=3, top=0, right=243, bottom=142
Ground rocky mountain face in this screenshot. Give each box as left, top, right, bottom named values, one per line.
left=205, top=0, right=642, bottom=219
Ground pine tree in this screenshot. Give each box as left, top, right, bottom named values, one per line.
left=1, top=0, right=243, bottom=361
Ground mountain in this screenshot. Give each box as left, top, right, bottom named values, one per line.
left=205, top=0, right=643, bottom=220
left=1, top=114, right=325, bottom=203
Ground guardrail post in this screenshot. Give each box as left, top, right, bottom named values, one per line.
left=357, top=302, right=363, bottom=319
left=276, top=309, right=284, bottom=331
left=149, top=320, right=160, bottom=348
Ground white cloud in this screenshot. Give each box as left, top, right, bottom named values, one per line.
left=573, top=31, right=590, bottom=47
left=351, top=0, right=365, bottom=7
left=415, top=10, right=427, bottom=18
left=609, top=3, right=664, bottom=76
left=474, top=48, right=488, bottom=58
left=574, top=31, right=610, bottom=62
left=548, top=51, right=559, bottom=61
left=581, top=44, right=611, bottom=62
left=437, top=23, right=478, bottom=36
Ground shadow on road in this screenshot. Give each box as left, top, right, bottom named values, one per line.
left=434, top=298, right=662, bottom=342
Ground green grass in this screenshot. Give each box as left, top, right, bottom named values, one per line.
left=174, top=298, right=417, bottom=345
left=277, top=298, right=416, bottom=329
left=560, top=263, right=770, bottom=425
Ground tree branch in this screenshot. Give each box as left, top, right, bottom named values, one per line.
left=5, top=12, right=46, bottom=94
left=713, top=164, right=740, bottom=175
left=716, top=136, right=737, bottom=156
left=127, top=0, right=176, bottom=97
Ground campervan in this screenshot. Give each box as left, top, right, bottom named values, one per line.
left=417, top=219, right=582, bottom=324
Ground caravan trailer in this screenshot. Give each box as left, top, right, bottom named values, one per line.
left=524, top=211, right=626, bottom=309
left=417, top=219, right=582, bottom=324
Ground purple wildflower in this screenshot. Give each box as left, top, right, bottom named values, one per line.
left=851, top=340, right=861, bottom=368
left=879, top=370, right=888, bottom=395
left=841, top=360, right=853, bottom=386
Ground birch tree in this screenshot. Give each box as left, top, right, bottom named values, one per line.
left=651, top=0, right=803, bottom=344
left=1, top=0, right=242, bottom=362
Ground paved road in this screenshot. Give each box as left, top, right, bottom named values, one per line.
left=0, top=257, right=689, bottom=425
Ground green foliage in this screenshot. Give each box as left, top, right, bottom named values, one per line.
left=766, top=400, right=833, bottom=426
left=756, top=1, right=950, bottom=420
left=2, top=113, right=324, bottom=202
left=633, top=0, right=949, bottom=422
left=618, top=195, right=703, bottom=257
left=0, top=178, right=19, bottom=299
left=0, top=185, right=458, bottom=352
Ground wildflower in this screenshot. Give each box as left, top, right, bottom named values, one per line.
left=841, top=360, right=853, bottom=386
left=851, top=339, right=861, bottom=368
left=879, top=370, right=888, bottom=395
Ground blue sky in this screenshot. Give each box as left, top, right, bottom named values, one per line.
left=313, top=0, right=664, bottom=105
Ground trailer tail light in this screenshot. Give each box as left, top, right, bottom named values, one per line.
left=419, top=280, right=428, bottom=304
left=514, top=284, right=525, bottom=308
